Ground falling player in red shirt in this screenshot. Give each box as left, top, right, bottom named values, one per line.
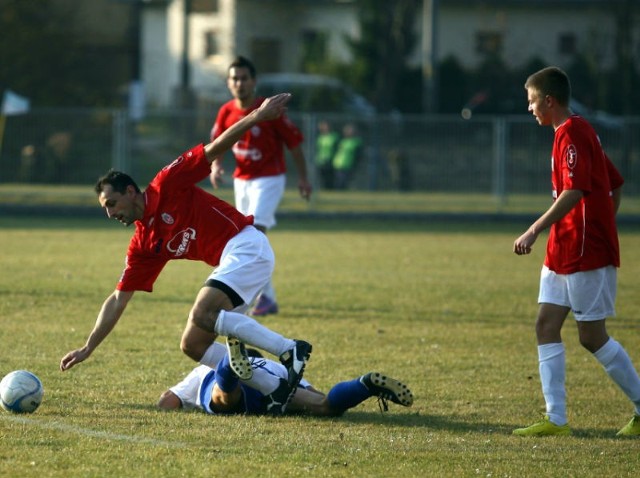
left=59, top=93, right=311, bottom=414
left=513, top=67, right=640, bottom=437
left=209, top=56, right=312, bottom=316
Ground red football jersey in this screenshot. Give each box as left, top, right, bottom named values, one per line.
left=546, top=115, right=624, bottom=274
left=210, top=97, right=303, bottom=179
left=117, top=144, right=254, bottom=292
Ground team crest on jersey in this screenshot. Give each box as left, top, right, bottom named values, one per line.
left=161, top=213, right=174, bottom=224
left=566, top=144, right=577, bottom=170
left=251, top=125, right=261, bottom=136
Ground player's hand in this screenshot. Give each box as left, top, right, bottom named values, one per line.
left=298, top=179, right=312, bottom=201
left=513, top=229, right=537, bottom=255
left=209, top=159, right=225, bottom=189
left=60, top=347, right=91, bottom=371
left=256, top=93, right=291, bottom=121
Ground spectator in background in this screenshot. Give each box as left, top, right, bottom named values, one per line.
left=314, top=120, right=339, bottom=190
left=333, top=123, right=363, bottom=190
left=209, top=56, right=312, bottom=317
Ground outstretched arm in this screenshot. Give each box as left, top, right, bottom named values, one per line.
left=204, top=93, right=291, bottom=163
left=60, top=289, right=134, bottom=371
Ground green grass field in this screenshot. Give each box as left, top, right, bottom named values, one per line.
left=1, top=215, right=639, bottom=477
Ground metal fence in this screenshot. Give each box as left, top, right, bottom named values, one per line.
left=1, top=108, right=639, bottom=199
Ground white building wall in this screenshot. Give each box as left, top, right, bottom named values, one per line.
left=142, top=7, right=173, bottom=108
left=436, top=6, right=617, bottom=70
left=142, top=0, right=631, bottom=108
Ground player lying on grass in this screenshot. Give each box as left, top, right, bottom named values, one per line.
left=60, top=93, right=311, bottom=411
left=158, top=341, right=414, bottom=416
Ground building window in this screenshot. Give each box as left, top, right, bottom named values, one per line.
left=191, top=0, right=218, bottom=13
left=204, top=30, right=219, bottom=57
left=475, top=31, right=503, bottom=55
left=558, top=33, right=577, bottom=55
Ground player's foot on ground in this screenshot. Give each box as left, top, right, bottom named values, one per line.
left=263, top=378, right=292, bottom=416
left=616, top=414, right=640, bottom=436
left=360, top=372, right=414, bottom=411
left=512, top=416, right=571, bottom=436
left=226, top=337, right=253, bottom=380
left=279, top=340, right=312, bottom=394
left=251, top=295, right=279, bottom=316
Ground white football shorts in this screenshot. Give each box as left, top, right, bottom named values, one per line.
left=538, top=265, right=617, bottom=321
left=234, top=174, right=286, bottom=229
left=206, top=225, right=275, bottom=306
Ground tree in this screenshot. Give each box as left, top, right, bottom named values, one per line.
left=0, top=0, right=128, bottom=106
left=344, top=0, right=421, bottom=113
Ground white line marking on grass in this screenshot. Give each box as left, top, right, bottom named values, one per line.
left=2, top=414, right=188, bottom=448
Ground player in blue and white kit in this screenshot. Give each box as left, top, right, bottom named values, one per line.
left=158, top=342, right=413, bottom=416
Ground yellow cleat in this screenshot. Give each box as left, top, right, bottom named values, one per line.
left=616, top=414, right=640, bottom=437
left=513, top=416, right=572, bottom=436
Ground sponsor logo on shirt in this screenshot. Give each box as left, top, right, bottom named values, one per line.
left=161, top=213, right=174, bottom=225
left=167, top=228, right=196, bottom=257
left=232, top=144, right=262, bottom=161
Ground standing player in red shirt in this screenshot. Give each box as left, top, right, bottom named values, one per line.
left=59, top=93, right=311, bottom=413
left=209, top=56, right=312, bottom=316
left=513, top=67, right=640, bottom=436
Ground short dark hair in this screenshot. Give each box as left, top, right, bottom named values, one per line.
left=94, top=169, right=140, bottom=195
left=524, top=66, right=571, bottom=106
left=228, top=56, right=256, bottom=78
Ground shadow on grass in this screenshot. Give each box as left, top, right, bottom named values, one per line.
left=122, top=403, right=633, bottom=439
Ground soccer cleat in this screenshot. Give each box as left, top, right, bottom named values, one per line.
left=226, top=337, right=253, bottom=380
left=262, top=378, right=292, bottom=416
left=616, top=414, right=640, bottom=437
left=279, top=340, right=312, bottom=394
left=512, top=416, right=572, bottom=436
left=360, top=372, right=414, bottom=411
left=251, top=295, right=279, bottom=316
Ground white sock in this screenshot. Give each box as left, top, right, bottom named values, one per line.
left=538, top=343, right=567, bottom=426
left=199, top=342, right=227, bottom=367
left=594, top=338, right=640, bottom=415
left=243, top=363, right=281, bottom=395
left=214, top=310, right=294, bottom=357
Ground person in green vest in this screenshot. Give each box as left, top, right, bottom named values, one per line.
left=314, top=120, right=340, bottom=190
left=333, top=123, right=363, bottom=190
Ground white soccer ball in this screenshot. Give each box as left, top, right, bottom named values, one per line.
left=0, top=370, right=44, bottom=413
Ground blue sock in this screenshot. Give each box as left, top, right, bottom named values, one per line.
left=326, top=377, right=372, bottom=412
left=215, top=353, right=240, bottom=393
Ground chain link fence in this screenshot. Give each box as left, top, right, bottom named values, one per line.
left=1, top=109, right=639, bottom=204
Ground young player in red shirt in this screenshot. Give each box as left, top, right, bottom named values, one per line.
left=513, top=67, right=640, bottom=436
left=209, top=56, right=312, bottom=316
left=59, top=94, right=311, bottom=413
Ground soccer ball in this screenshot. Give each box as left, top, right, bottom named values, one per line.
left=0, top=370, right=44, bottom=413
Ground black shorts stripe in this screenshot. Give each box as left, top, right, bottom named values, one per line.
left=204, top=279, right=244, bottom=308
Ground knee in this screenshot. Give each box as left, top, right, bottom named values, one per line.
left=189, top=304, right=219, bottom=334
left=577, top=321, right=609, bottom=353
left=578, top=333, right=608, bottom=353
left=180, top=336, right=202, bottom=362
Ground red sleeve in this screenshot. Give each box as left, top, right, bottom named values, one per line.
left=274, top=114, right=304, bottom=150
left=556, top=127, right=591, bottom=193
left=117, top=251, right=168, bottom=292
left=154, top=144, right=210, bottom=189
